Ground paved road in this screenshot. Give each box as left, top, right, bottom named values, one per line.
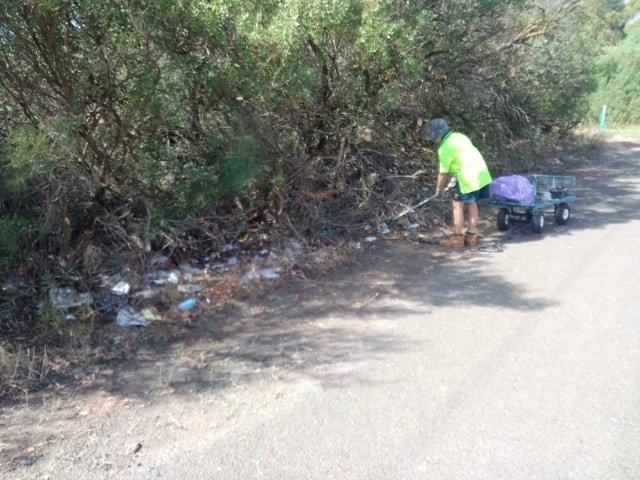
left=6, top=137, right=640, bottom=479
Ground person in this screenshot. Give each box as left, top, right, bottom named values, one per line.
left=425, top=118, right=492, bottom=248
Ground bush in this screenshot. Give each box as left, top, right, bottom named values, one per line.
left=0, top=214, right=32, bottom=271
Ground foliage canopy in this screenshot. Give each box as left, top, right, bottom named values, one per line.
left=0, top=0, right=620, bottom=289
left=590, top=18, right=640, bottom=126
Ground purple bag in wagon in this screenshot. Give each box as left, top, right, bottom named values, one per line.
left=490, top=175, right=534, bottom=205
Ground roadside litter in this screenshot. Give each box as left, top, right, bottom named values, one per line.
left=116, top=307, right=150, bottom=327
left=115, top=305, right=162, bottom=327
left=177, top=298, right=197, bottom=311
left=48, top=288, right=94, bottom=310
left=41, top=234, right=388, bottom=328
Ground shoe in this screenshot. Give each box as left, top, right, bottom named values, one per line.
left=464, top=232, right=477, bottom=246
left=439, top=234, right=465, bottom=248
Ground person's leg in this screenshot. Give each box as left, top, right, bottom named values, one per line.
left=464, top=202, right=479, bottom=246
left=466, top=184, right=490, bottom=235
left=439, top=200, right=465, bottom=248
left=452, top=200, right=465, bottom=235
left=467, top=202, right=478, bottom=233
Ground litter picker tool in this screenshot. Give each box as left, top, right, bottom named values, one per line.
left=387, top=193, right=439, bottom=223
left=386, top=178, right=456, bottom=223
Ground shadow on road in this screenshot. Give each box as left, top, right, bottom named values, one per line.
left=71, top=231, right=559, bottom=404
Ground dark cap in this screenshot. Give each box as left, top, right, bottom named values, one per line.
left=425, top=118, right=449, bottom=140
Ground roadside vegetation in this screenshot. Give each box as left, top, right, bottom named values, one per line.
left=0, top=0, right=638, bottom=398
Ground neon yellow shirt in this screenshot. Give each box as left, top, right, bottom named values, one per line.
left=438, top=132, right=492, bottom=194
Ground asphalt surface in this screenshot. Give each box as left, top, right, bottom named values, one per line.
left=5, top=136, right=640, bottom=479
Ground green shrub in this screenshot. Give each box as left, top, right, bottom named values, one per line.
left=0, top=215, right=32, bottom=271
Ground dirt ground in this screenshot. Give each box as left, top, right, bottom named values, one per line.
left=1, top=133, right=635, bottom=479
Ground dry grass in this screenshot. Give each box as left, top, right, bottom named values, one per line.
left=0, top=344, right=50, bottom=397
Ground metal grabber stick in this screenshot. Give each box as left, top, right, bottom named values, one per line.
left=387, top=193, right=439, bottom=223
left=386, top=177, right=457, bottom=223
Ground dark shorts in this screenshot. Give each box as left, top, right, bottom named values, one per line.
left=453, top=183, right=491, bottom=204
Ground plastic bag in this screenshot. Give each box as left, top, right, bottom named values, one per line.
left=490, top=175, right=534, bottom=205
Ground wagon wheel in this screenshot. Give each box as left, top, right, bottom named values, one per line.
left=554, top=203, right=570, bottom=225
left=497, top=208, right=511, bottom=231
left=532, top=212, right=545, bottom=233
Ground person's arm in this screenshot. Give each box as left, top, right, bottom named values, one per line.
left=436, top=172, right=448, bottom=194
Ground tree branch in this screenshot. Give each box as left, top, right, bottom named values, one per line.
left=468, top=0, right=581, bottom=65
